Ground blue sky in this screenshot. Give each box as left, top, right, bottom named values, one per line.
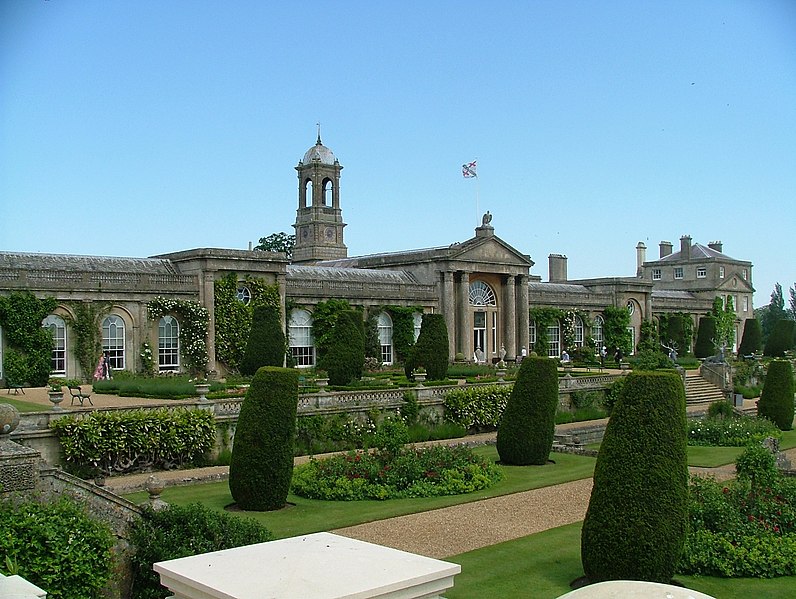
left=2, top=1, right=794, bottom=308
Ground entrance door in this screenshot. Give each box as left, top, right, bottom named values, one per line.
left=473, top=311, right=486, bottom=362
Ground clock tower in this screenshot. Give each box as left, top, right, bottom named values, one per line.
left=292, top=134, right=348, bottom=263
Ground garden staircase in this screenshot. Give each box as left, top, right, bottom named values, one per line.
left=684, top=370, right=726, bottom=406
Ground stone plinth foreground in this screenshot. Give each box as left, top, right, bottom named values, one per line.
left=154, top=532, right=461, bottom=599
left=557, top=579, right=716, bottom=599
left=0, top=572, right=47, bottom=598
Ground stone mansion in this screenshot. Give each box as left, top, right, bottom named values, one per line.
left=0, top=137, right=755, bottom=381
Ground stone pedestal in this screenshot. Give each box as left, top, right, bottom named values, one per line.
left=0, top=573, right=47, bottom=598
left=155, top=532, right=460, bottom=599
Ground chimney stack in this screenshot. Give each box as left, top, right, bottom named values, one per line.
left=636, top=242, right=647, bottom=276
left=548, top=254, right=568, bottom=283
left=680, top=235, right=692, bottom=259
left=659, top=241, right=673, bottom=258
left=708, top=240, right=723, bottom=253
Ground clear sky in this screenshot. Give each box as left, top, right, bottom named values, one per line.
left=2, top=1, right=794, bottom=308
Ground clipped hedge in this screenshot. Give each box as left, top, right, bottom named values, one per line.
left=407, top=313, right=450, bottom=381
left=129, top=503, right=273, bottom=599
left=738, top=318, right=762, bottom=356
left=50, top=408, right=215, bottom=476
left=229, top=366, right=299, bottom=510
left=0, top=496, right=114, bottom=599
left=694, top=315, right=716, bottom=359
left=443, top=384, right=512, bottom=430
left=319, top=310, right=365, bottom=386
left=240, top=304, right=286, bottom=375
left=581, top=371, right=689, bottom=584
left=764, top=319, right=796, bottom=358
left=496, top=357, right=558, bottom=465
left=758, top=359, right=795, bottom=431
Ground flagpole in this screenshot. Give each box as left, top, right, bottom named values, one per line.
left=474, top=157, right=479, bottom=225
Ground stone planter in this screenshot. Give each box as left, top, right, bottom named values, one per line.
left=47, top=391, right=65, bottom=411
left=315, top=378, right=329, bottom=391
left=195, top=383, right=211, bottom=402
left=414, top=372, right=426, bottom=384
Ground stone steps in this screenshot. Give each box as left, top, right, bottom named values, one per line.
left=684, top=375, right=726, bottom=405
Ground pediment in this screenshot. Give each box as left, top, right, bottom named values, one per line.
left=448, top=235, right=533, bottom=268
left=716, top=275, right=753, bottom=293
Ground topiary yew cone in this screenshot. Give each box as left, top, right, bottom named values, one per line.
left=581, top=371, right=688, bottom=584
left=496, top=356, right=558, bottom=465
left=758, top=359, right=795, bottom=431
left=229, top=366, right=299, bottom=510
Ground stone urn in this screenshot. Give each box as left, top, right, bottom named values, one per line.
left=195, top=383, right=211, bottom=402
left=315, top=378, right=329, bottom=391
left=414, top=370, right=426, bottom=384
left=145, top=475, right=168, bottom=511
left=48, top=389, right=65, bottom=411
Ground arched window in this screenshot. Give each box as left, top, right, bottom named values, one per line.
left=547, top=322, right=561, bottom=358
left=322, top=178, right=333, bottom=206
left=43, top=315, right=67, bottom=376
left=102, top=315, right=125, bottom=370
left=574, top=315, right=584, bottom=347
left=378, top=312, right=393, bottom=365
left=413, top=313, right=422, bottom=342
left=303, top=178, right=314, bottom=207
left=592, top=315, right=604, bottom=348
left=288, top=309, right=315, bottom=367
left=469, top=281, right=496, bottom=306
left=158, top=316, right=180, bottom=371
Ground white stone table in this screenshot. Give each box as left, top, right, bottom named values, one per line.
left=154, top=532, right=461, bottom=599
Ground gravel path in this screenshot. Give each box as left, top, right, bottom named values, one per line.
left=333, top=478, right=595, bottom=559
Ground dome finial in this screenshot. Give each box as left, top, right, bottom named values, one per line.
left=316, top=121, right=322, bottom=145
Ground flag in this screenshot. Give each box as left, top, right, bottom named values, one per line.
left=462, top=160, right=477, bottom=178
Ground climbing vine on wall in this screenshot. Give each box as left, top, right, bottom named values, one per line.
left=147, top=297, right=209, bottom=376
left=529, top=307, right=564, bottom=355
left=213, top=273, right=281, bottom=371
left=64, top=301, right=111, bottom=380
left=603, top=305, right=632, bottom=356
left=0, top=291, right=56, bottom=386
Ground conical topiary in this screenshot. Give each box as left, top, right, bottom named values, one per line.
left=758, top=359, right=794, bottom=431
left=496, top=356, right=558, bottom=465
left=229, top=366, right=299, bottom=510
left=737, top=318, right=762, bottom=357
left=693, top=315, right=716, bottom=359
left=240, top=305, right=286, bottom=376
left=581, top=371, right=688, bottom=583
left=407, top=313, right=450, bottom=381
left=318, top=310, right=365, bottom=386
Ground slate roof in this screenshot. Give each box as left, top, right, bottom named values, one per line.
left=287, top=264, right=419, bottom=284
left=654, top=243, right=741, bottom=263
left=0, top=251, right=179, bottom=274
left=652, top=290, right=698, bottom=300
left=528, top=282, right=593, bottom=294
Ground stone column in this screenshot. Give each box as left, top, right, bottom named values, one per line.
left=278, top=273, right=287, bottom=367
left=442, top=271, right=456, bottom=359
left=517, top=275, right=530, bottom=356
left=457, top=272, right=470, bottom=359
left=504, top=275, right=516, bottom=361
left=201, top=272, right=216, bottom=374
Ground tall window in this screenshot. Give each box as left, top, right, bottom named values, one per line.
left=652, top=269, right=661, bottom=281
left=674, top=267, right=683, bottom=280
left=413, top=313, right=422, bottom=342
left=378, top=312, right=393, bottom=365
left=43, top=315, right=67, bottom=376
left=743, top=296, right=749, bottom=312
left=574, top=316, right=584, bottom=347
left=158, top=316, right=180, bottom=371
left=592, top=315, right=604, bottom=349
left=529, top=319, right=537, bottom=347
left=719, top=266, right=725, bottom=278
left=547, top=323, right=560, bottom=358
left=288, top=309, right=315, bottom=367
left=742, top=269, right=748, bottom=280
left=102, top=315, right=125, bottom=370
left=627, top=326, right=636, bottom=355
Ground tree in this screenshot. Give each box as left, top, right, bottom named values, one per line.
left=229, top=366, right=299, bottom=510
left=660, top=313, right=686, bottom=357
left=496, top=357, right=558, bottom=465
left=405, top=313, right=449, bottom=380
left=758, top=283, right=787, bottom=345
left=712, top=296, right=735, bottom=351
left=758, top=359, right=794, bottom=431
left=602, top=306, right=632, bottom=356
left=254, top=232, right=295, bottom=259
left=693, top=315, right=716, bottom=359
left=318, top=310, right=365, bottom=386
left=581, top=371, right=688, bottom=584
left=240, top=305, right=286, bottom=376
left=764, top=318, right=795, bottom=358
left=737, top=318, right=762, bottom=357
left=637, top=319, right=659, bottom=354
left=789, top=283, right=796, bottom=321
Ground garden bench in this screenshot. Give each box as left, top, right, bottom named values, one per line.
left=6, top=381, right=24, bottom=394
left=68, top=385, right=93, bottom=407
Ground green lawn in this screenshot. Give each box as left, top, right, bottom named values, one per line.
left=0, top=395, right=45, bottom=412
left=446, top=522, right=796, bottom=599
left=125, top=447, right=596, bottom=539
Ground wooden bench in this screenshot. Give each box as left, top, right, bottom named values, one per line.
left=68, top=386, right=93, bottom=407
left=6, top=383, right=24, bottom=395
